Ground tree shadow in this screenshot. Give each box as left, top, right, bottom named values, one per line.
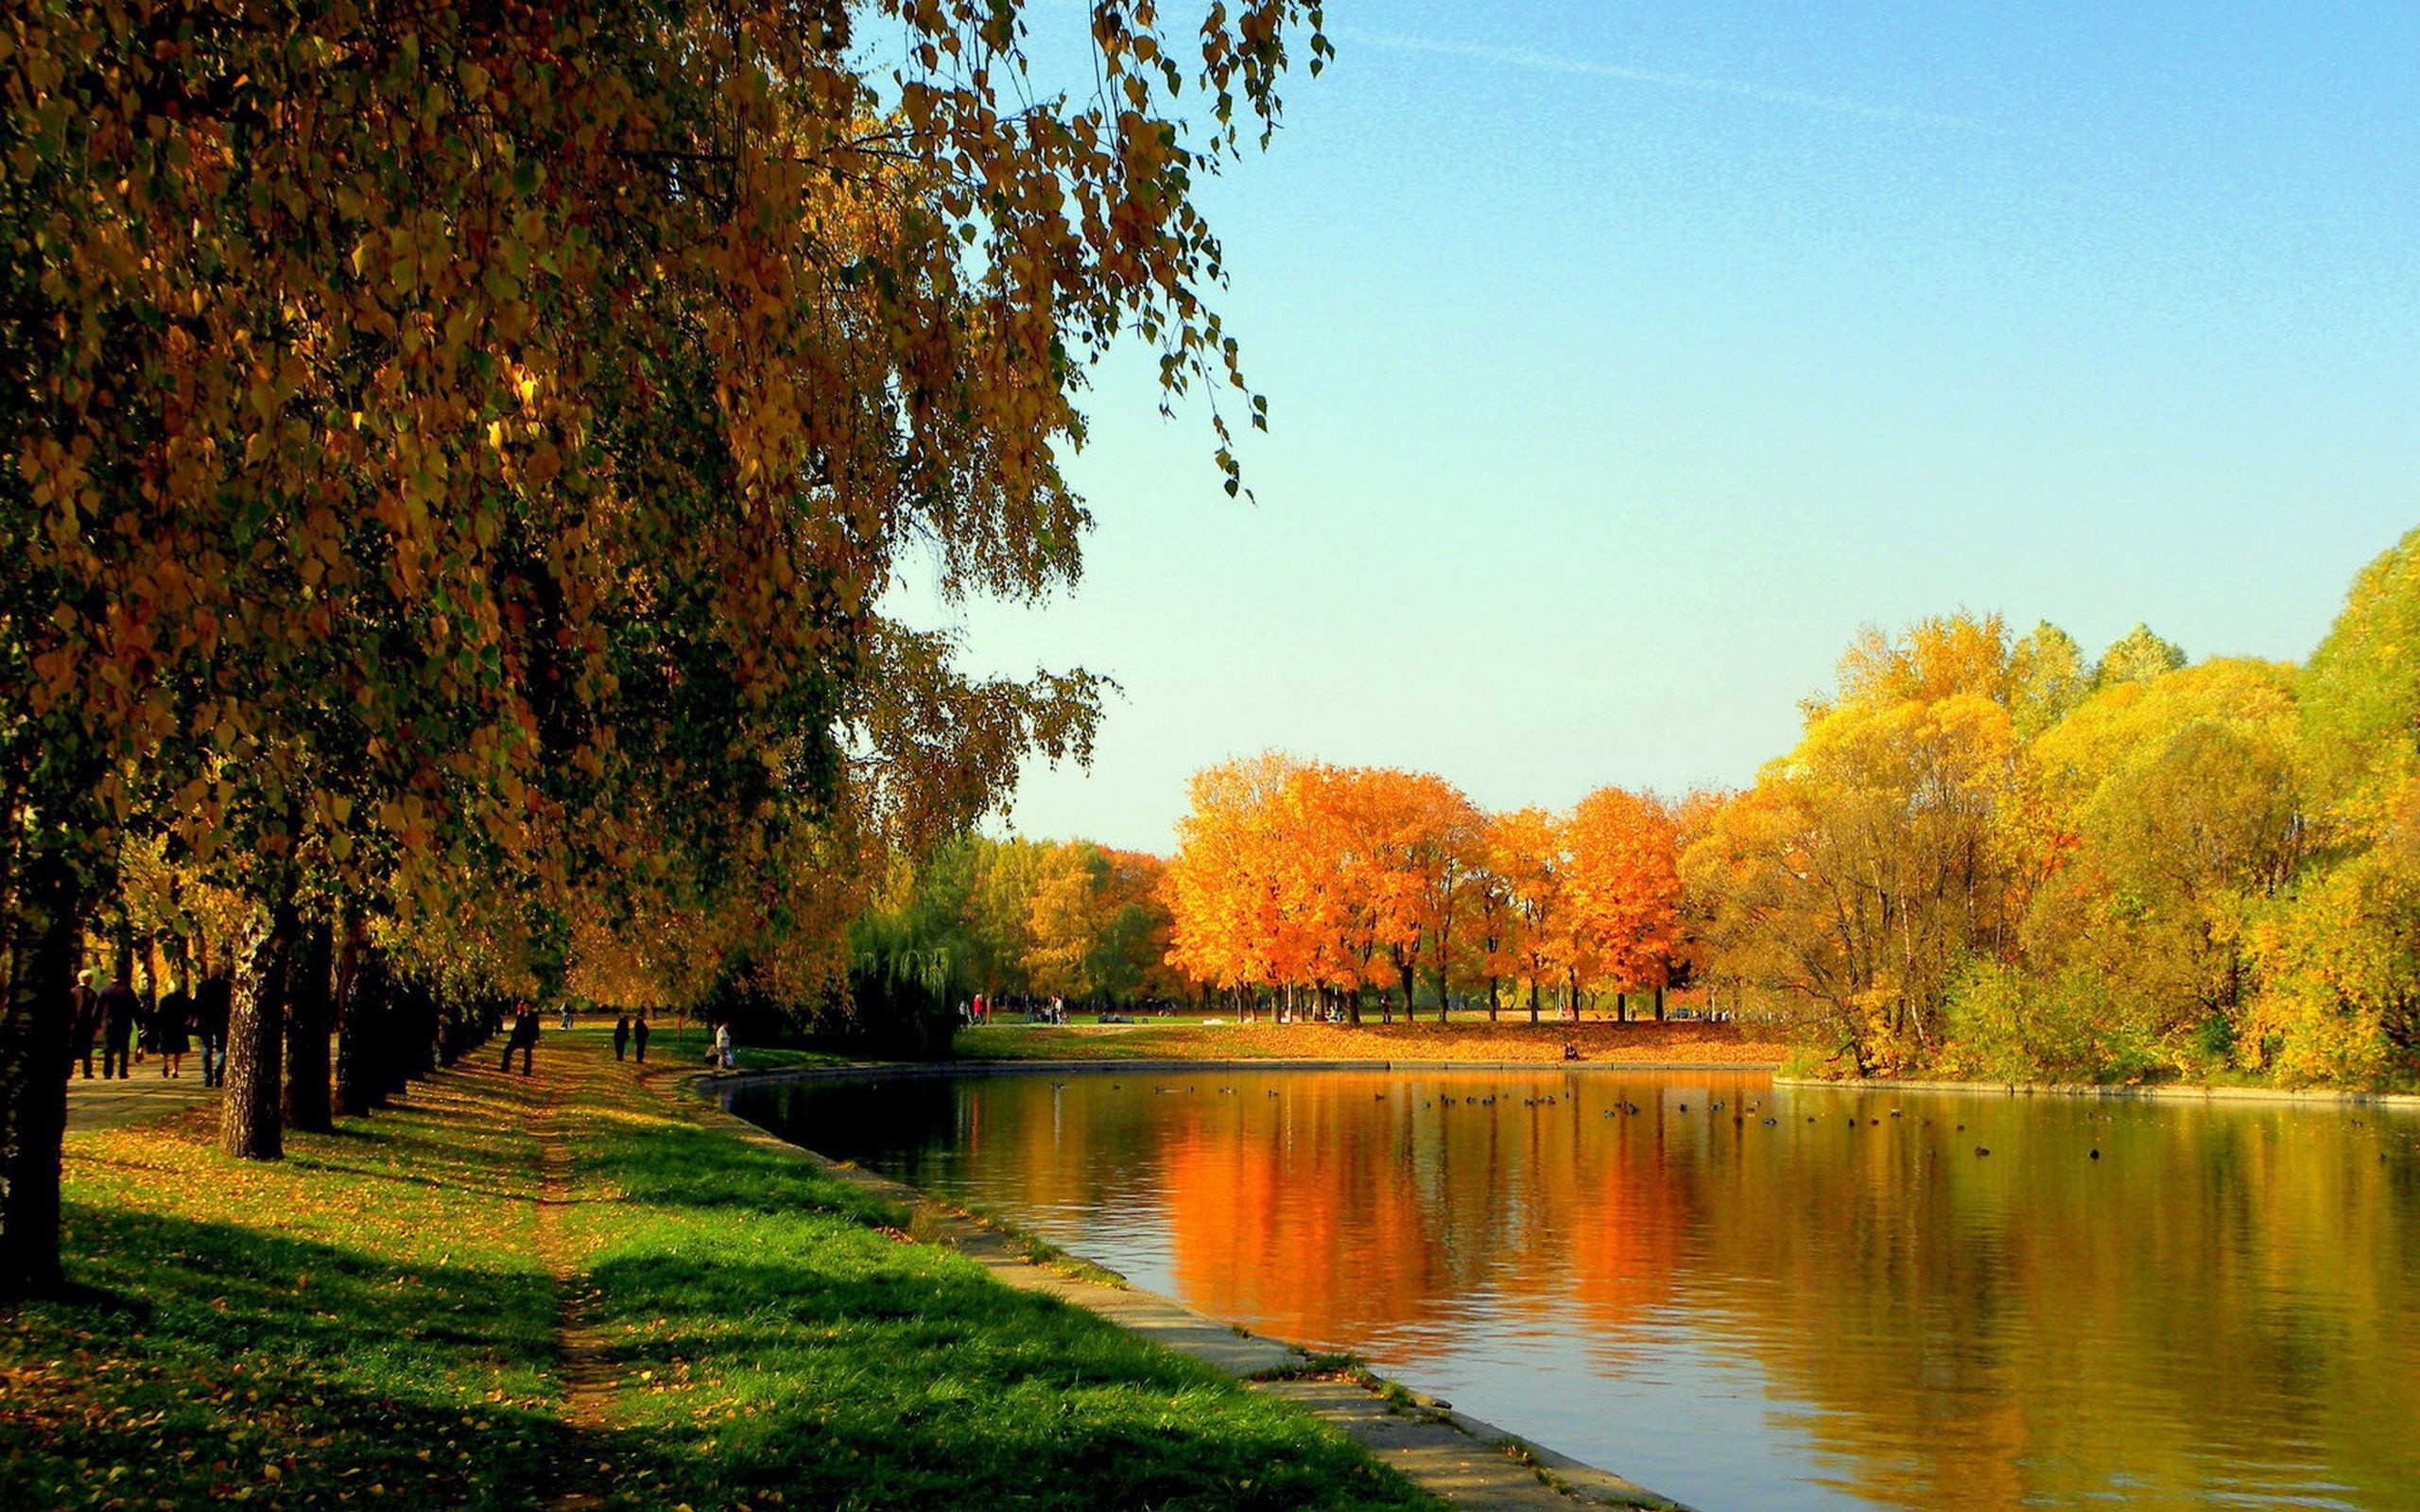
left=3, top=1205, right=577, bottom=1510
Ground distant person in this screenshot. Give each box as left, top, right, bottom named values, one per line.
left=712, top=1020, right=734, bottom=1071
left=560, top=1003, right=576, bottom=1031
left=194, top=972, right=233, bottom=1088
left=68, top=970, right=101, bottom=1079
left=612, top=1011, right=631, bottom=1061
left=98, top=972, right=140, bottom=1080
left=155, top=975, right=193, bottom=1078
left=501, top=1001, right=539, bottom=1075
left=972, top=991, right=986, bottom=1024
left=631, top=1009, right=649, bottom=1064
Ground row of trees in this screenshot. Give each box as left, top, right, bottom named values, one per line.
left=1685, top=530, right=2420, bottom=1085
left=894, top=528, right=2420, bottom=1092
left=1160, top=758, right=1687, bottom=1022
left=0, top=0, right=1331, bottom=1297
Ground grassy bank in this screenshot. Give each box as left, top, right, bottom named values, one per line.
left=4, top=1035, right=1445, bottom=1512
left=956, top=1018, right=1787, bottom=1066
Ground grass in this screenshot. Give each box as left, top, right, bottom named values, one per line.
left=6, top=1032, right=1449, bottom=1512
left=4, top=1068, right=560, bottom=1509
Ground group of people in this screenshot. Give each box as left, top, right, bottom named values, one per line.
left=495, top=1002, right=664, bottom=1075
left=67, top=969, right=233, bottom=1087
left=960, top=992, right=1071, bottom=1025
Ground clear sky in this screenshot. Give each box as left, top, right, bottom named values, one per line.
left=890, top=1, right=2420, bottom=854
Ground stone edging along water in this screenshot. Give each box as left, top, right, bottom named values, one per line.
left=1772, top=1074, right=2420, bottom=1109
left=682, top=1063, right=1696, bottom=1512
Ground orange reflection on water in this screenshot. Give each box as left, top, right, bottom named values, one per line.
left=743, top=1066, right=2420, bottom=1512
left=1155, top=1073, right=1730, bottom=1353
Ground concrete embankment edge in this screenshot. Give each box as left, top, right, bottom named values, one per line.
left=1772, top=1074, right=2420, bottom=1109
left=677, top=1068, right=1696, bottom=1512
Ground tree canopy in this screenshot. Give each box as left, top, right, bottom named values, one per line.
left=0, top=0, right=1331, bottom=1294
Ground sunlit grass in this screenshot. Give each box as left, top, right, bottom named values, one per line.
left=6, top=1037, right=1446, bottom=1512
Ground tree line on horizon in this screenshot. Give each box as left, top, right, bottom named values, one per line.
left=1689, top=528, right=2420, bottom=1087
left=865, top=527, right=2420, bottom=1090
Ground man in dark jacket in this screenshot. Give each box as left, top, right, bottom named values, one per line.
left=194, top=973, right=233, bottom=1089
left=98, top=972, right=140, bottom=1080
left=68, top=970, right=102, bottom=1079
left=501, top=1001, right=539, bottom=1076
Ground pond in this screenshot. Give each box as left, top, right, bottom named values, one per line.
left=724, top=1067, right=2420, bottom=1512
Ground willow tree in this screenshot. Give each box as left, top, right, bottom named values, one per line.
left=0, top=0, right=1329, bottom=1297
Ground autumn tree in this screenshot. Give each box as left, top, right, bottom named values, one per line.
left=1164, top=754, right=1307, bottom=1009
left=1485, top=806, right=1566, bottom=1023
left=2094, top=624, right=2188, bottom=689
left=1564, top=786, right=1682, bottom=1019
left=0, top=0, right=1330, bottom=1295
left=1683, top=614, right=2020, bottom=1072
left=2250, top=527, right=2420, bottom=1081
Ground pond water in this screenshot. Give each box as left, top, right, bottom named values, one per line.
left=724, top=1068, right=2420, bottom=1512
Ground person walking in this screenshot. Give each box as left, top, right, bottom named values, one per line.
left=712, top=1020, right=734, bottom=1071
left=612, top=1011, right=631, bottom=1061
left=501, top=1001, right=539, bottom=1075
left=559, top=1002, right=576, bottom=1031
left=155, top=974, right=193, bottom=1078
left=631, top=1010, right=649, bottom=1064
left=98, top=972, right=140, bottom=1080
left=194, top=973, right=233, bottom=1088
left=68, top=970, right=102, bottom=1079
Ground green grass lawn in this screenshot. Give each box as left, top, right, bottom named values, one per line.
left=5, top=1032, right=1446, bottom=1512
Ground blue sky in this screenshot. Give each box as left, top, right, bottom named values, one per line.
left=891, top=1, right=2420, bottom=852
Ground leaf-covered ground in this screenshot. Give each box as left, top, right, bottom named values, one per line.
left=957, top=1018, right=1788, bottom=1065
left=3, top=1035, right=1445, bottom=1512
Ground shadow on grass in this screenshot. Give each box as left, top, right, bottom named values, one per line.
left=2, top=1205, right=576, bottom=1511
left=11, top=1045, right=1443, bottom=1512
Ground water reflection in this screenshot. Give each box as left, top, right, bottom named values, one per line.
left=728, top=1071, right=2420, bottom=1512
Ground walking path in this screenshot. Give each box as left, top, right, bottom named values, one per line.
left=63, top=1065, right=219, bottom=1131
left=531, top=1057, right=615, bottom=1512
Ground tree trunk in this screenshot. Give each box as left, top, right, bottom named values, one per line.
left=1486, top=974, right=1499, bottom=1022
left=0, top=850, right=81, bottom=1297
left=283, top=916, right=335, bottom=1134
left=111, top=916, right=132, bottom=995
left=332, top=912, right=379, bottom=1117
left=1528, top=977, right=1540, bottom=1024
left=222, top=896, right=297, bottom=1161
left=1654, top=983, right=1666, bottom=1022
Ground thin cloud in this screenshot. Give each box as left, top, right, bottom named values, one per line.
left=1340, top=27, right=1999, bottom=136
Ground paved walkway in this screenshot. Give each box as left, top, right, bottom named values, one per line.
left=63, top=1065, right=220, bottom=1131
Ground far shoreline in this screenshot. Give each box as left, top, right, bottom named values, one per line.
left=1772, top=1072, right=2420, bottom=1109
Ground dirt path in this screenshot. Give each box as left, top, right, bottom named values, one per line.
left=530, top=1055, right=617, bottom=1512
